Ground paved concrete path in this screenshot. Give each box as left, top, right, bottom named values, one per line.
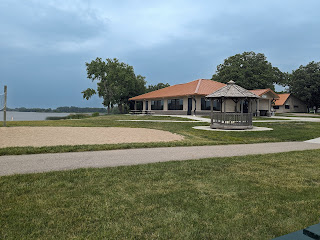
left=305, top=137, right=320, bottom=144
left=257, top=116, right=320, bottom=122
left=118, top=120, right=201, bottom=123
left=1, top=142, right=320, bottom=176
left=154, top=115, right=320, bottom=123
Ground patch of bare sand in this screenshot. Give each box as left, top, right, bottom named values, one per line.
left=0, top=127, right=184, bottom=148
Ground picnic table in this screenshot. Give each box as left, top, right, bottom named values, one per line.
left=129, top=110, right=155, bottom=115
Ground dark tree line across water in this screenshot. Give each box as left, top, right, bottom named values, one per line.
left=7, top=106, right=107, bottom=113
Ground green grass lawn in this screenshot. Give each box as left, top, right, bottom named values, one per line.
left=1, top=149, right=320, bottom=239
left=252, top=117, right=289, bottom=120
left=1, top=114, right=320, bottom=156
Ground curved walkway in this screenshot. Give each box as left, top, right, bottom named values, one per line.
left=1, top=141, right=320, bottom=176
left=120, top=115, right=320, bottom=123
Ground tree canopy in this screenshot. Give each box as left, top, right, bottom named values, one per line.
left=212, top=51, right=286, bottom=90
left=288, top=61, right=320, bottom=109
left=146, top=83, right=170, bottom=93
left=82, top=58, right=146, bottom=113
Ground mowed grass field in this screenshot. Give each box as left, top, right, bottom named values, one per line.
left=0, top=114, right=320, bottom=156
left=1, top=150, right=320, bottom=239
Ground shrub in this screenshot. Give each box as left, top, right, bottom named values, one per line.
left=46, top=114, right=90, bottom=120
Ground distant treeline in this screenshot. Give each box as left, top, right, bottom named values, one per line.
left=7, top=106, right=107, bottom=113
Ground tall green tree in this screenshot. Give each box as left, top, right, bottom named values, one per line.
left=82, top=58, right=146, bottom=113
left=212, top=51, right=286, bottom=90
left=146, top=83, right=170, bottom=93
left=288, top=61, right=320, bottom=111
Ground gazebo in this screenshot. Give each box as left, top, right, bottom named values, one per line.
left=206, top=80, right=259, bottom=130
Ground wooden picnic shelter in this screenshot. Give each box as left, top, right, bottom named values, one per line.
left=206, top=80, right=259, bottom=130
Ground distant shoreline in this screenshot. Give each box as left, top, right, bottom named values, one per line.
left=6, top=106, right=107, bottom=113
left=0, top=111, right=86, bottom=121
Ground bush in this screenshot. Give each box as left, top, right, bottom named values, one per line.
left=91, top=112, right=100, bottom=117
left=46, top=114, right=90, bottom=120
left=111, top=107, right=120, bottom=115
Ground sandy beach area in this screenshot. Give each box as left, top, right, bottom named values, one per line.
left=0, top=127, right=183, bottom=148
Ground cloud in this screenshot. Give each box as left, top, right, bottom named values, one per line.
left=1, top=0, right=320, bottom=107
left=0, top=0, right=108, bottom=53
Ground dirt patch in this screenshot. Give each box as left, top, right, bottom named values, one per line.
left=0, top=127, right=184, bottom=148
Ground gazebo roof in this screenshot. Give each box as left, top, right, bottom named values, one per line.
left=206, top=80, right=259, bottom=98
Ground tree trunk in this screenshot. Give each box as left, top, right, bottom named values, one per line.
left=119, top=104, right=123, bottom=114
left=107, top=104, right=110, bottom=114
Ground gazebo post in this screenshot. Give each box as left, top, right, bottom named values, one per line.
left=241, top=100, right=243, bottom=114
left=134, top=101, right=137, bottom=110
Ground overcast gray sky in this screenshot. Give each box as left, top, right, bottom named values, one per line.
left=1, top=0, right=319, bottom=108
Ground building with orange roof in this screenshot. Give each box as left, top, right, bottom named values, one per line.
left=129, top=79, right=283, bottom=116
left=249, top=88, right=279, bottom=116
left=273, top=93, right=307, bottom=113
left=129, top=79, right=226, bottom=115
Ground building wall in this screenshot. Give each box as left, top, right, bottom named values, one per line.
left=274, top=95, right=307, bottom=113
left=258, top=99, right=270, bottom=111
left=274, top=105, right=285, bottom=113
left=183, top=96, right=189, bottom=112
left=251, top=99, right=271, bottom=116
left=139, top=96, right=274, bottom=115
left=143, top=97, right=192, bottom=115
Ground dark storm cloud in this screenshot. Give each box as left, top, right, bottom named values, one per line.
left=0, top=0, right=319, bottom=107
left=0, top=0, right=108, bottom=53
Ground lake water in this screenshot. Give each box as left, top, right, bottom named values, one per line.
left=0, top=111, right=71, bottom=121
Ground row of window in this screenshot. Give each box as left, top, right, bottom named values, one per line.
left=151, top=100, right=164, bottom=110
left=149, top=98, right=221, bottom=111
left=150, top=99, right=183, bottom=110
left=144, top=100, right=301, bottom=111
left=274, top=105, right=299, bottom=110
left=168, top=99, right=183, bottom=110
left=201, top=98, right=221, bottom=111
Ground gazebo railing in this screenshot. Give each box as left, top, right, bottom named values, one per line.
left=211, top=112, right=253, bottom=126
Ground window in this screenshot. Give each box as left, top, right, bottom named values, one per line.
left=213, top=100, right=221, bottom=111
left=201, top=98, right=211, bottom=110
left=201, top=98, right=221, bottom=111
left=168, top=99, right=183, bottom=110
left=294, top=105, right=299, bottom=108
left=273, top=106, right=279, bottom=109
left=135, top=101, right=143, bottom=110
left=151, top=100, right=164, bottom=110
left=285, top=105, right=290, bottom=109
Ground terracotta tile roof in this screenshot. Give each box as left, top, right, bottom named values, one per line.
left=249, top=88, right=279, bottom=99
left=129, top=79, right=226, bottom=101
left=274, top=93, right=290, bottom=106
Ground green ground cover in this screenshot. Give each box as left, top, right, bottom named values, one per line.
left=46, top=113, right=93, bottom=120
left=1, top=150, right=320, bottom=239
left=252, top=117, right=289, bottom=120
left=0, top=115, right=319, bottom=156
